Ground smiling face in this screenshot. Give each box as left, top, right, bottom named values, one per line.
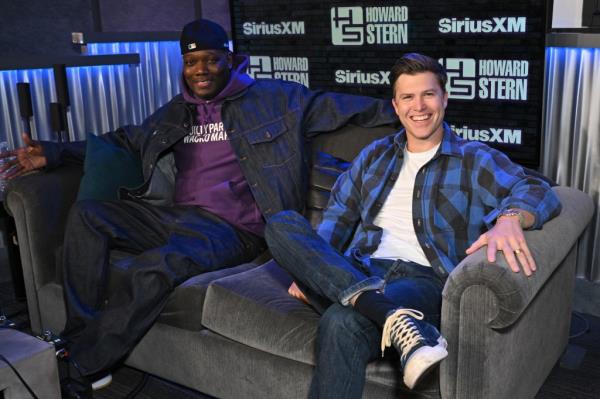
left=392, top=71, right=448, bottom=153
left=183, top=50, right=232, bottom=100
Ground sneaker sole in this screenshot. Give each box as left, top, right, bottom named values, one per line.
left=91, top=373, right=112, bottom=391
left=403, top=336, right=448, bottom=389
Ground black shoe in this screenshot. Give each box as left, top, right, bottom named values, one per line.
left=60, top=377, right=93, bottom=399
left=57, top=348, right=93, bottom=398
left=56, top=339, right=112, bottom=395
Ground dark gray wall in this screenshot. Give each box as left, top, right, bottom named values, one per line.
left=0, top=0, right=94, bottom=56
left=0, top=0, right=232, bottom=58
left=201, top=1, right=232, bottom=36
left=99, top=0, right=199, bottom=32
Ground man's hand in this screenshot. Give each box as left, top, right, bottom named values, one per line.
left=466, top=210, right=536, bottom=276
left=288, top=281, right=309, bottom=304
left=0, top=133, right=47, bottom=179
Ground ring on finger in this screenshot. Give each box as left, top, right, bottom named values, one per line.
left=514, top=249, right=522, bottom=255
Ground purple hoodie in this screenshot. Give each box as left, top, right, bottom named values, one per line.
left=173, top=56, right=265, bottom=236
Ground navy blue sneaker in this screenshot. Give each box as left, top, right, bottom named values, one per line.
left=381, top=308, right=448, bottom=389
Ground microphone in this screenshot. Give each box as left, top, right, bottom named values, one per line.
left=53, top=64, right=70, bottom=107
left=49, top=102, right=65, bottom=142
left=16, top=83, right=33, bottom=136
left=52, top=64, right=70, bottom=141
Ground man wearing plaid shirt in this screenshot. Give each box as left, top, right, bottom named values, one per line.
left=265, top=53, right=561, bottom=398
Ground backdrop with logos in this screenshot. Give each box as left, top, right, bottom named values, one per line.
left=231, top=0, right=549, bottom=168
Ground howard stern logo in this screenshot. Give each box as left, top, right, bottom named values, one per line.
left=331, top=6, right=408, bottom=45
left=452, top=124, right=522, bottom=145
left=439, top=58, right=529, bottom=101
left=335, top=69, right=390, bottom=85
left=248, top=56, right=309, bottom=87
left=242, top=21, right=305, bottom=36
left=439, top=17, right=526, bottom=33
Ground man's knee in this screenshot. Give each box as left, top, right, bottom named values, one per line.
left=319, top=304, right=372, bottom=339
left=66, top=199, right=117, bottom=232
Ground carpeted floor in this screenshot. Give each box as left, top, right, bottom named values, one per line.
left=1, top=250, right=599, bottom=398
left=536, top=312, right=600, bottom=398
left=93, top=367, right=215, bottom=399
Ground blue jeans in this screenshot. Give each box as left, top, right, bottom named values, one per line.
left=265, top=211, right=443, bottom=399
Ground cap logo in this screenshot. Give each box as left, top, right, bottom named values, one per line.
left=188, top=43, right=197, bottom=50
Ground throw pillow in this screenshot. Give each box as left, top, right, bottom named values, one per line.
left=76, top=133, right=144, bottom=201
left=305, top=151, right=351, bottom=228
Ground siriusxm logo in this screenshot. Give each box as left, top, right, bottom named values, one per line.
left=248, top=56, right=310, bottom=87
left=335, top=69, right=390, bottom=85
left=439, top=17, right=526, bottom=33
left=440, top=58, right=529, bottom=101
left=331, top=6, right=408, bottom=46
left=242, top=21, right=305, bottom=36
left=452, top=125, right=522, bottom=145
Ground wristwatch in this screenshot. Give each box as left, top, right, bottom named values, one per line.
left=498, top=208, right=526, bottom=228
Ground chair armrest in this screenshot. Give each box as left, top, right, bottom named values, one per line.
left=443, top=186, right=594, bottom=329
left=4, top=164, right=82, bottom=290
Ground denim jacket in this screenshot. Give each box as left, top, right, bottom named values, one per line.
left=42, top=79, right=397, bottom=219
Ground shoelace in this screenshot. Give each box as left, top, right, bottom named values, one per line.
left=380, top=308, right=425, bottom=358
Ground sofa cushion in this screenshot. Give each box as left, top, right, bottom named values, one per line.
left=310, top=124, right=396, bottom=162
left=202, top=260, right=440, bottom=395
left=156, top=261, right=262, bottom=330
left=105, top=251, right=270, bottom=331
left=202, top=260, right=321, bottom=364
left=305, top=151, right=351, bottom=228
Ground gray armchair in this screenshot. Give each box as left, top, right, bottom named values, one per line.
left=4, top=125, right=595, bottom=398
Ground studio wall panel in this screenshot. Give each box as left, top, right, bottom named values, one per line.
left=97, top=0, right=200, bottom=32
left=232, top=0, right=549, bottom=168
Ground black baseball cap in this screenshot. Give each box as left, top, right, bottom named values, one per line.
left=180, top=18, right=230, bottom=54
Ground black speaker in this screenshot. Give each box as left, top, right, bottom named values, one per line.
left=49, top=102, right=65, bottom=132
left=53, top=64, right=70, bottom=107
left=16, top=83, right=33, bottom=118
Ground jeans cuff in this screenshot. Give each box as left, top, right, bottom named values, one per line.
left=338, top=276, right=386, bottom=306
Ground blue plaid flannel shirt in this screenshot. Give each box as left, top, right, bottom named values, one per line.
left=317, top=123, right=562, bottom=279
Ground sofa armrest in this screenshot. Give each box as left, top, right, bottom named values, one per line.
left=442, top=186, right=594, bottom=329
left=4, top=164, right=82, bottom=331
left=440, top=186, right=594, bottom=399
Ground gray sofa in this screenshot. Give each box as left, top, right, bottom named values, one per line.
left=5, top=124, right=595, bottom=399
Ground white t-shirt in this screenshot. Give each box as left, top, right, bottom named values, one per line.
left=371, top=143, right=440, bottom=266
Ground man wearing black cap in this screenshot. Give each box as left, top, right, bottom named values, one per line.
left=2, top=18, right=396, bottom=395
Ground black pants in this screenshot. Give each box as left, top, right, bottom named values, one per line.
left=60, top=199, right=264, bottom=376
